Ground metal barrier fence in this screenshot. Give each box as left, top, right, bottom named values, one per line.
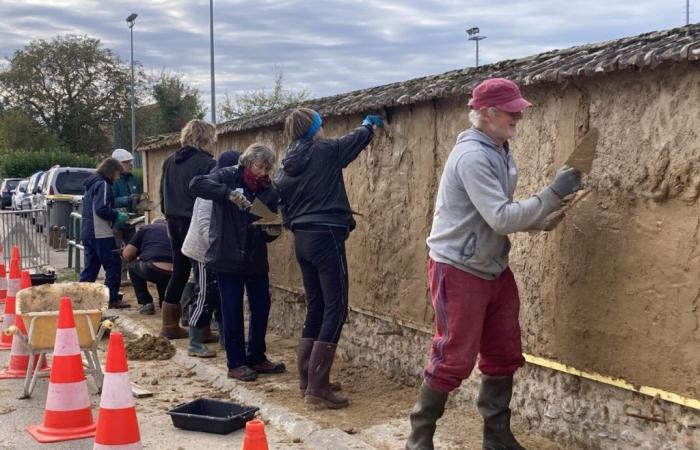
left=67, top=212, right=83, bottom=273
left=0, top=209, right=51, bottom=270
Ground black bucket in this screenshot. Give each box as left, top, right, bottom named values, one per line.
left=167, top=398, right=259, bottom=434
left=30, top=272, right=56, bottom=286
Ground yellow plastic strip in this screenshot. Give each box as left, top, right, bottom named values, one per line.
left=524, top=353, right=700, bottom=411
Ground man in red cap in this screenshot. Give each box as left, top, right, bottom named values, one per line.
left=405, top=78, right=581, bottom=450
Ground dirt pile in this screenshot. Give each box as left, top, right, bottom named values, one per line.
left=126, top=334, right=175, bottom=361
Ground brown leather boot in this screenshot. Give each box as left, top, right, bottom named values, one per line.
left=304, top=341, right=348, bottom=409
left=160, top=303, right=188, bottom=339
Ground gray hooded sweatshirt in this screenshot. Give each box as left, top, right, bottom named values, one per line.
left=427, top=128, right=561, bottom=279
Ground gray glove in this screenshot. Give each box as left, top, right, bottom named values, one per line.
left=228, top=190, right=251, bottom=210
left=550, top=166, right=582, bottom=198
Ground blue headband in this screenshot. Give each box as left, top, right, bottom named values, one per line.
left=302, top=112, right=322, bottom=139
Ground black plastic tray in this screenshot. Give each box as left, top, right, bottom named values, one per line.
left=167, top=398, right=259, bottom=434
left=30, top=272, right=56, bottom=286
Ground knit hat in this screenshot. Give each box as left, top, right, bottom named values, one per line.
left=112, top=148, right=134, bottom=162
left=217, top=150, right=240, bottom=168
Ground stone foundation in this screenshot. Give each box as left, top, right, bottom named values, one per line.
left=268, top=285, right=700, bottom=450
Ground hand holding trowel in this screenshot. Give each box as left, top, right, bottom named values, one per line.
left=537, top=128, right=598, bottom=231
left=249, top=198, right=282, bottom=226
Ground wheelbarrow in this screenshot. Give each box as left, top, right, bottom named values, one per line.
left=6, top=282, right=113, bottom=399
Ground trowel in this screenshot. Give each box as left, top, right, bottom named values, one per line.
left=564, top=127, right=599, bottom=174
left=249, top=198, right=281, bottom=225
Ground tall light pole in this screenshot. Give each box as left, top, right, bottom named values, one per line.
left=687, top=0, right=690, bottom=25
left=126, top=13, right=138, bottom=161
left=466, top=27, right=487, bottom=67
left=209, top=0, right=216, bottom=124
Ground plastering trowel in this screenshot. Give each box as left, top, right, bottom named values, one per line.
left=564, top=127, right=599, bottom=174
left=249, top=198, right=281, bottom=225
left=535, top=128, right=598, bottom=231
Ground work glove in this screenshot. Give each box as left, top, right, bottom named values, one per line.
left=362, top=115, right=384, bottom=128
left=549, top=166, right=582, bottom=199
left=228, top=190, right=251, bottom=210
left=115, top=211, right=129, bottom=226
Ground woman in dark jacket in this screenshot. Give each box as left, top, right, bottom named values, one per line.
left=79, top=158, right=129, bottom=308
left=274, top=108, right=383, bottom=409
left=190, top=143, right=285, bottom=381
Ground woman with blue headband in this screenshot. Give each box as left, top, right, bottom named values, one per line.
left=274, top=107, right=383, bottom=409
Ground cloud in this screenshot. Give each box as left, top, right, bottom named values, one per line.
left=0, top=0, right=689, bottom=114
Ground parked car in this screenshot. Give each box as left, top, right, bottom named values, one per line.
left=0, top=178, right=23, bottom=209
left=29, top=172, right=47, bottom=225
left=35, top=166, right=96, bottom=233
left=11, top=179, right=31, bottom=211
left=26, top=171, right=44, bottom=209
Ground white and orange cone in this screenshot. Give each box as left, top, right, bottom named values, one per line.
left=93, top=332, right=142, bottom=449
left=0, top=253, right=21, bottom=350
left=0, top=262, right=7, bottom=307
left=0, top=271, right=49, bottom=379
left=27, top=297, right=96, bottom=443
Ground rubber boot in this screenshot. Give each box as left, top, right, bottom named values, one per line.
left=477, top=376, right=526, bottom=450
left=297, top=338, right=342, bottom=398
left=160, top=303, right=188, bottom=340
left=405, top=382, right=448, bottom=450
left=304, top=341, right=348, bottom=409
left=188, top=326, right=216, bottom=358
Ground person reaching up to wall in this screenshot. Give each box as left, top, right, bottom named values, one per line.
left=190, top=143, right=285, bottom=381
left=159, top=119, right=217, bottom=339
left=274, top=108, right=383, bottom=409
left=404, top=78, right=582, bottom=450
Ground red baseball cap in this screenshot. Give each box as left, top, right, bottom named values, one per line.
left=468, top=78, right=532, bottom=112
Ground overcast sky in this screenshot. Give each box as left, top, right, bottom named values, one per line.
left=0, top=1, right=692, bottom=117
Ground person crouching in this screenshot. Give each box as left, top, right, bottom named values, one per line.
left=190, top=143, right=285, bottom=381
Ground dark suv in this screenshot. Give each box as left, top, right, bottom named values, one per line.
left=0, top=178, right=23, bottom=209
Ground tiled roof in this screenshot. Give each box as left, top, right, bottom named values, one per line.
left=138, top=24, right=700, bottom=152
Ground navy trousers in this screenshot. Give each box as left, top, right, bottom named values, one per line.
left=79, top=237, right=121, bottom=303
left=217, top=272, right=271, bottom=369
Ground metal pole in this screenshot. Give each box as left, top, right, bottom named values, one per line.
left=210, top=0, right=216, bottom=124
left=475, top=39, right=480, bottom=67
left=687, top=0, right=690, bottom=25
left=130, top=24, right=136, bottom=153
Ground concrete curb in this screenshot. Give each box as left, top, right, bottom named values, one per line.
left=117, top=316, right=378, bottom=450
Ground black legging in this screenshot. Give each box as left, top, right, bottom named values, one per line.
left=163, top=216, right=192, bottom=305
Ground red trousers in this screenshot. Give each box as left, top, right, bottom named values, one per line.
left=424, top=259, right=525, bottom=392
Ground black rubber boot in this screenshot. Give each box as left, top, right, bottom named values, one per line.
left=405, top=382, right=448, bottom=450
left=477, top=376, right=526, bottom=450
left=297, top=338, right=315, bottom=396
left=304, top=341, right=348, bottom=409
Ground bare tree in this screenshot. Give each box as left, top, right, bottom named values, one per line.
left=218, top=68, right=310, bottom=121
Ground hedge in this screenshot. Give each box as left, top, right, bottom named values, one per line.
left=0, top=149, right=97, bottom=179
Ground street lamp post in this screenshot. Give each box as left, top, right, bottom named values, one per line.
left=210, top=0, right=216, bottom=124
left=126, top=13, right=138, bottom=161
left=466, top=27, right=487, bottom=67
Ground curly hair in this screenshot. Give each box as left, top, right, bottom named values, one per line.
left=180, top=119, right=217, bottom=151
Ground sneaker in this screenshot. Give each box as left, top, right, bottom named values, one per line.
left=227, top=365, right=258, bottom=382
left=138, top=303, right=155, bottom=315
left=251, top=359, right=286, bottom=374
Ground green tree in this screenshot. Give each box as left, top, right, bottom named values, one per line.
left=218, top=68, right=310, bottom=121
left=0, top=35, right=132, bottom=154
left=151, top=72, right=205, bottom=132
left=0, top=109, right=61, bottom=151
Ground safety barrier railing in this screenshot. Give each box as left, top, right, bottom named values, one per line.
left=0, top=209, right=50, bottom=270
left=67, top=212, right=84, bottom=273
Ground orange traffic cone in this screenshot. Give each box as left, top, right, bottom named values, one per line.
left=27, top=297, right=96, bottom=443
left=0, top=271, right=49, bottom=378
left=242, top=419, right=269, bottom=450
left=93, top=332, right=142, bottom=449
left=0, top=262, right=6, bottom=306
left=0, top=255, right=21, bottom=350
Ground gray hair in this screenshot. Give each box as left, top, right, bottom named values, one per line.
left=239, top=143, right=276, bottom=168
left=468, top=106, right=498, bottom=128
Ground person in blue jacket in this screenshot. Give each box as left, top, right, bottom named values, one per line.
left=79, top=158, right=130, bottom=308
